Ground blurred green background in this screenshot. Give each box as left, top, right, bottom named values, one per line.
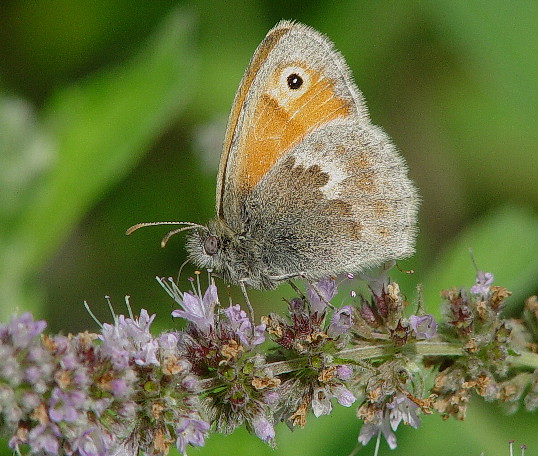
left=1, top=1, right=537, bottom=455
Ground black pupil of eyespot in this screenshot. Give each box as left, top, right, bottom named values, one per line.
left=204, top=236, right=219, bottom=255
left=287, top=73, right=303, bottom=90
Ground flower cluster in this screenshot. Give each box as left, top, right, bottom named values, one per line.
left=430, top=272, right=513, bottom=420
left=159, top=276, right=276, bottom=443
left=1, top=269, right=538, bottom=455
left=98, top=307, right=208, bottom=455
left=261, top=277, right=356, bottom=428
left=0, top=305, right=208, bottom=456
left=344, top=279, right=437, bottom=448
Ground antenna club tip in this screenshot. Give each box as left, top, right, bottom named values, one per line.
left=126, top=224, right=142, bottom=236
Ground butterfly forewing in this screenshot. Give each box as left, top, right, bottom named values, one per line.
left=216, top=21, right=368, bottom=230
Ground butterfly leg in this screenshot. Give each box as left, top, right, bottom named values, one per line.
left=268, top=272, right=305, bottom=282
left=287, top=280, right=307, bottom=301
left=307, top=280, right=336, bottom=311
left=356, top=260, right=395, bottom=296
left=239, top=280, right=256, bottom=333
left=285, top=275, right=335, bottom=311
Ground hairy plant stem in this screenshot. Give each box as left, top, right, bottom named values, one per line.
left=270, top=340, right=464, bottom=376
left=198, top=341, right=538, bottom=391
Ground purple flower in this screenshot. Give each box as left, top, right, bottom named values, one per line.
left=470, top=271, right=494, bottom=296
left=223, top=304, right=265, bottom=348
left=312, top=383, right=356, bottom=417
left=328, top=306, right=352, bottom=337
left=312, top=387, right=332, bottom=417
left=0, top=313, right=47, bottom=349
left=387, top=392, right=420, bottom=430
left=133, top=339, right=159, bottom=366
left=48, top=388, right=85, bottom=423
left=2, top=357, right=22, bottom=386
left=358, top=410, right=397, bottom=450
left=166, top=279, right=217, bottom=334
left=26, top=424, right=60, bottom=455
left=100, top=310, right=159, bottom=368
left=251, top=415, right=275, bottom=442
left=60, top=352, right=78, bottom=370
left=110, top=378, right=129, bottom=398
left=21, top=391, right=41, bottom=411
left=332, top=385, right=355, bottom=407
left=306, top=277, right=336, bottom=315
left=175, top=417, right=210, bottom=454
left=157, top=332, right=179, bottom=351
left=409, top=314, right=437, bottom=339
left=336, top=365, right=353, bottom=381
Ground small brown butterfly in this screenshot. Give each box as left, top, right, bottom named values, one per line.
left=128, top=20, right=419, bottom=296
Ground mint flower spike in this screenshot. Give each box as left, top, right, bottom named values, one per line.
left=98, top=302, right=209, bottom=456
left=3, top=268, right=538, bottom=454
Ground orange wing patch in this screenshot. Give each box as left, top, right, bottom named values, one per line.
left=216, top=26, right=289, bottom=216
left=236, top=65, right=351, bottom=190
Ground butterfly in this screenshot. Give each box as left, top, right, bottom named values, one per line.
left=128, top=20, right=419, bottom=298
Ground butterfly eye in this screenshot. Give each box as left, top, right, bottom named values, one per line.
left=286, top=73, right=303, bottom=90
left=203, top=235, right=219, bottom=256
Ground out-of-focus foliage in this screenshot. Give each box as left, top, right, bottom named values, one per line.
left=0, top=1, right=537, bottom=455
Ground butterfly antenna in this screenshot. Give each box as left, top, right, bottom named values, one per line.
left=126, top=221, right=204, bottom=235
left=160, top=225, right=203, bottom=247
left=126, top=221, right=206, bottom=246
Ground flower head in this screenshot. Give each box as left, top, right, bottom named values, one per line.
left=358, top=409, right=397, bottom=450
left=99, top=309, right=159, bottom=368
left=162, top=277, right=217, bottom=334
left=223, top=304, right=265, bottom=349
left=470, top=271, right=494, bottom=297
left=409, top=314, right=437, bottom=339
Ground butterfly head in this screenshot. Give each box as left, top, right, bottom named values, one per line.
left=126, top=220, right=230, bottom=276
left=185, top=218, right=247, bottom=285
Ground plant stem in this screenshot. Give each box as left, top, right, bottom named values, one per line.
left=198, top=340, right=538, bottom=391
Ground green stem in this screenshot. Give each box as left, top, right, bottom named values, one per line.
left=509, top=350, right=538, bottom=369
left=270, top=340, right=464, bottom=376
left=198, top=341, right=538, bottom=390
